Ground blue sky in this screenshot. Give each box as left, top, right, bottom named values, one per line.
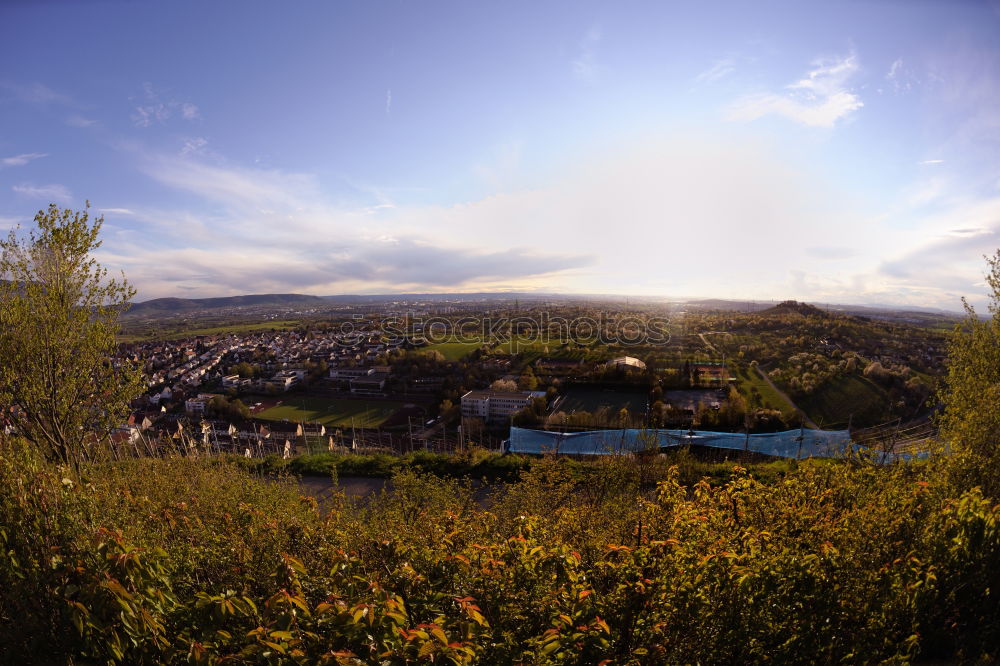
left=2, top=0, right=1000, bottom=310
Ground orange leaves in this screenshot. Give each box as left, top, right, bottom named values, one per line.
left=454, top=595, right=489, bottom=627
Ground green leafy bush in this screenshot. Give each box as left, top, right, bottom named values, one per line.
left=2, top=435, right=999, bottom=663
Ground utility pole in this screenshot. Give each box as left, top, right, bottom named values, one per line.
left=743, top=415, right=750, bottom=453
left=796, top=420, right=805, bottom=460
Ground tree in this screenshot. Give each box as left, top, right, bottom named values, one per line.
left=518, top=368, right=538, bottom=391
left=0, top=204, right=143, bottom=466
left=938, top=250, right=1000, bottom=481
left=490, top=378, right=518, bottom=392
left=233, top=361, right=257, bottom=378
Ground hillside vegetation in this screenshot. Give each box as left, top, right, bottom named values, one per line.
left=3, top=207, right=1000, bottom=663
left=4, top=441, right=1000, bottom=664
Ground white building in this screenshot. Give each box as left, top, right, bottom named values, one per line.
left=460, top=390, right=542, bottom=425
left=606, top=356, right=647, bottom=371
left=185, top=396, right=209, bottom=415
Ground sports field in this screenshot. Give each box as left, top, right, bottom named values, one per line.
left=256, top=395, right=404, bottom=427
left=556, top=387, right=648, bottom=413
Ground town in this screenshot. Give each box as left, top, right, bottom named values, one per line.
left=100, top=298, right=950, bottom=458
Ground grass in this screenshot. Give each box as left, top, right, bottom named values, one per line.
left=423, top=341, right=482, bottom=361
left=733, top=364, right=798, bottom=419
left=797, top=374, right=891, bottom=428
left=256, top=395, right=405, bottom=427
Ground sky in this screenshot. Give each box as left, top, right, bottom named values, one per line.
left=2, top=0, right=1000, bottom=311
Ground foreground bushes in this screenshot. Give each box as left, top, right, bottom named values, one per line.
left=1, top=437, right=998, bottom=664
left=232, top=446, right=793, bottom=489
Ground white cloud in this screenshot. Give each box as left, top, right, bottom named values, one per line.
left=180, top=137, right=208, bottom=156
left=918, top=159, right=945, bottom=165
left=696, top=58, right=736, bottom=83
left=1, top=82, right=74, bottom=106
left=132, top=105, right=169, bottom=128
left=472, top=140, right=523, bottom=192
left=887, top=58, right=903, bottom=80
left=66, top=115, right=97, bottom=128
left=571, top=25, right=603, bottom=82
left=98, top=208, right=136, bottom=216
left=95, top=134, right=1000, bottom=310
left=1, top=152, right=48, bottom=167
left=875, top=197, right=1000, bottom=308
left=106, top=137, right=856, bottom=299
left=885, top=57, right=918, bottom=94
left=131, top=82, right=200, bottom=127
left=727, top=53, right=863, bottom=127
left=11, top=183, right=72, bottom=203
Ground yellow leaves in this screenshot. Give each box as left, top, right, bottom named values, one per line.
left=262, top=640, right=286, bottom=654
left=539, top=639, right=561, bottom=657
left=282, top=553, right=307, bottom=575
left=650, top=538, right=680, bottom=548
left=349, top=603, right=369, bottom=624
left=315, top=601, right=341, bottom=614
left=287, top=591, right=310, bottom=614
left=66, top=599, right=89, bottom=635
left=428, top=623, right=448, bottom=645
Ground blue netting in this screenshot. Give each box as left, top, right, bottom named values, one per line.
left=505, top=427, right=920, bottom=462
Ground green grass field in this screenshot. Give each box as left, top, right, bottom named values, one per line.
left=424, top=341, right=482, bottom=361
left=733, top=365, right=798, bottom=419
left=797, top=374, right=891, bottom=428
left=256, top=395, right=404, bottom=428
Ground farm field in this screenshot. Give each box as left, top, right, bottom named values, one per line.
left=255, top=395, right=405, bottom=428
left=556, top=387, right=649, bottom=414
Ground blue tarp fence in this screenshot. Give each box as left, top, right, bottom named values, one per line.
left=504, top=427, right=922, bottom=462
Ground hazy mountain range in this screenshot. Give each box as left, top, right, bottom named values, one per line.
left=124, top=292, right=966, bottom=320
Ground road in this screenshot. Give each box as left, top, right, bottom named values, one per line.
left=754, top=365, right=819, bottom=429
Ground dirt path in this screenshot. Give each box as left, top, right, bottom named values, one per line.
left=754, top=365, right=819, bottom=429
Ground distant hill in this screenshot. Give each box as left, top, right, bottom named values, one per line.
left=682, top=299, right=772, bottom=312
left=127, top=293, right=328, bottom=316
left=760, top=300, right=828, bottom=317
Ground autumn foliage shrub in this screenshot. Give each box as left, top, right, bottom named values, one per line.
left=1, top=435, right=999, bottom=664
